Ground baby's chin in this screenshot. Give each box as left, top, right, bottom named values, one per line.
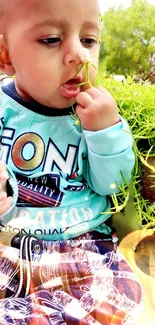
left=34, top=95, right=77, bottom=109
left=52, top=97, right=77, bottom=109
left=40, top=98, right=76, bottom=110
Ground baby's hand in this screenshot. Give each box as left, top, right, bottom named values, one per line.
left=76, top=86, right=120, bottom=131
left=0, top=163, right=13, bottom=215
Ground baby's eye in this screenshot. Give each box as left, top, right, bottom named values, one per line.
left=81, top=38, right=98, bottom=48
left=39, top=37, right=61, bottom=47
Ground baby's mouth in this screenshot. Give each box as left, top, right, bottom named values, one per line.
left=60, top=78, right=82, bottom=99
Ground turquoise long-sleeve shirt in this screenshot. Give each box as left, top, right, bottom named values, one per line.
left=0, top=83, right=135, bottom=240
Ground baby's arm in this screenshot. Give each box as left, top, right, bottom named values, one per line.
left=0, top=163, right=13, bottom=215
left=76, top=86, right=135, bottom=195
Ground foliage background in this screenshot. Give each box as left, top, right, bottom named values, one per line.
left=99, top=0, right=155, bottom=79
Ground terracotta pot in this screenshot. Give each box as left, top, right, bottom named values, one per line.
left=119, top=229, right=155, bottom=324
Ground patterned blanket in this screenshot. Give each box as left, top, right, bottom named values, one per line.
left=0, top=232, right=142, bottom=325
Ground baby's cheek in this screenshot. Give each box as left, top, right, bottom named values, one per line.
left=90, top=64, right=98, bottom=83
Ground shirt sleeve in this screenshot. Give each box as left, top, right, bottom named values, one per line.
left=79, top=116, right=135, bottom=196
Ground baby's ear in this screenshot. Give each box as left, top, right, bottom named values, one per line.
left=0, top=34, right=15, bottom=76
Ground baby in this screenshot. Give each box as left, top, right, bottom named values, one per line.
left=0, top=0, right=142, bottom=324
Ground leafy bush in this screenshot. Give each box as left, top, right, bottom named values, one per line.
left=100, top=0, right=155, bottom=77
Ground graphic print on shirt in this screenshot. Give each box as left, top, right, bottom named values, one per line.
left=1, top=128, right=79, bottom=174
left=1, top=127, right=84, bottom=208
left=16, top=173, right=64, bottom=207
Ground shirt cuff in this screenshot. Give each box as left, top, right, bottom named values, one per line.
left=83, top=116, right=133, bottom=155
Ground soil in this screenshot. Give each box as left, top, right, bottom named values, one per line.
left=141, top=156, right=155, bottom=203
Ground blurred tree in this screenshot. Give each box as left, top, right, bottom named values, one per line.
left=100, top=0, right=155, bottom=78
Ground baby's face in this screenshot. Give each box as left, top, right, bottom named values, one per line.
left=5, top=0, right=100, bottom=109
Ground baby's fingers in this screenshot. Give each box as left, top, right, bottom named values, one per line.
left=0, top=163, right=9, bottom=191
left=0, top=196, right=13, bottom=215
left=0, top=191, right=7, bottom=201
left=0, top=163, right=9, bottom=180
left=76, top=92, right=93, bottom=109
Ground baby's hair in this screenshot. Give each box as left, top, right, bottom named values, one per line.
left=0, top=1, right=5, bottom=30
left=0, top=1, right=15, bottom=32
left=0, top=0, right=3, bottom=13
left=0, top=1, right=2, bottom=15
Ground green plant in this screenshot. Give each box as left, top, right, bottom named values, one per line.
left=97, top=75, right=155, bottom=229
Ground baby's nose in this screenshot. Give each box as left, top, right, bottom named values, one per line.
left=63, top=51, right=82, bottom=66
left=63, top=39, right=90, bottom=66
